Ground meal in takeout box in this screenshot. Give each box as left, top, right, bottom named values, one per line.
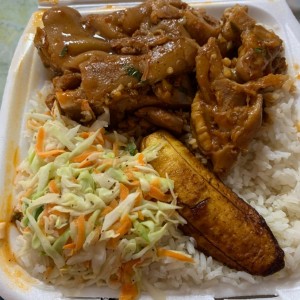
left=2, top=0, right=300, bottom=299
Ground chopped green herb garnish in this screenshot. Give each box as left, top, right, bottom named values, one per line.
left=125, top=141, right=137, bottom=156
left=254, top=47, right=264, bottom=53
left=125, top=66, right=142, bottom=81
left=59, top=45, right=68, bottom=57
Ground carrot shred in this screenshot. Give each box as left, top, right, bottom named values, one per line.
left=157, top=248, right=194, bottom=263
left=56, top=226, right=67, bottom=235
left=148, top=184, right=168, bottom=202
left=100, top=199, right=118, bottom=217
left=124, top=169, right=135, bottom=181
left=35, top=126, right=66, bottom=158
left=63, top=242, right=76, bottom=250
left=151, top=177, right=161, bottom=188
left=35, top=127, right=45, bottom=153
left=71, top=151, right=95, bottom=163
left=134, top=190, right=143, bottom=207
left=79, top=159, right=94, bottom=168
left=137, top=153, right=145, bottom=165
left=49, top=179, right=60, bottom=194
left=129, top=180, right=140, bottom=187
left=107, top=214, right=132, bottom=249
left=43, top=266, right=53, bottom=280
left=100, top=206, right=113, bottom=217
left=119, top=259, right=141, bottom=300
left=116, top=214, right=132, bottom=236
left=79, top=132, right=90, bottom=139
left=119, top=183, right=129, bottom=201
left=106, top=237, right=119, bottom=249
left=75, top=215, right=86, bottom=251
left=37, top=149, right=66, bottom=158
left=120, top=282, right=139, bottom=300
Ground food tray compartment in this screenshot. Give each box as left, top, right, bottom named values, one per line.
left=1, top=1, right=300, bottom=299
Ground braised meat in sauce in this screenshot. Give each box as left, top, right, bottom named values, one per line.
left=34, top=0, right=288, bottom=174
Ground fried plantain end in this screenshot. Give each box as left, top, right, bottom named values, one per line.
left=141, top=130, right=284, bottom=276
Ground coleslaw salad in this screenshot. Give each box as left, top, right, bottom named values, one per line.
left=13, top=98, right=194, bottom=300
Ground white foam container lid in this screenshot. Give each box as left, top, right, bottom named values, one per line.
left=1, top=0, right=300, bottom=299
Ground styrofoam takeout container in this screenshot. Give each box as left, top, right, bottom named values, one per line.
left=1, top=0, right=300, bottom=299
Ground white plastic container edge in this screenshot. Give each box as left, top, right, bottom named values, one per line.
left=1, top=1, right=300, bottom=300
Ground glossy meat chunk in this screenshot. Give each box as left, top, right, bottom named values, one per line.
left=135, top=107, right=184, bottom=134
left=141, top=131, right=285, bottom=276
left=191, top=38, right=288, bottom=175
left=34, top=7, right=111, bottom=74
left=34, top=0, right=290, bottom=171
left=236, top=25, right=287, bottom=81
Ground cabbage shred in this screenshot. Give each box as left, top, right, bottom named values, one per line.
left=14, top=105, right=192, bottom=299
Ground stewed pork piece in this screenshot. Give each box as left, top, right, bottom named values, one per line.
left=191, top=37, right=289, bottom=175
left=34, top=0, right=288, bottom=174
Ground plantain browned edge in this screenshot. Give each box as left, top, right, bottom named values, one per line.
left=141, top=130, right=284, bottom=276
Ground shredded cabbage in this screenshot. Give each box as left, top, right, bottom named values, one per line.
left=14, top=106, right=192, bottom=299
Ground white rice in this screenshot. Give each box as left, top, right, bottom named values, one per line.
left=139, top=84, right=300, bottom=292
left=16, top=79, right=300, bottom=295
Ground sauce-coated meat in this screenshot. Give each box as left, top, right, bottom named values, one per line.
left=34, top=0, right=288, bottom=172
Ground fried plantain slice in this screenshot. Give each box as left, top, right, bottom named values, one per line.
left=141, top=130, right=284, bottom=276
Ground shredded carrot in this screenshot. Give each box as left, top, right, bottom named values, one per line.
left=75, top=215, right=86, bottom=251
left=43, top=203, right=55, bottom=217
left=137, top=153, right=145, bottom=165
left=100, top=206, right=113, bottom=217
left=71, top=151, right=95, bottom=163
left=124, top=169, right=135, bottom=181
left=56, top=225, right=68, bottom=235
left=157, top=248, right=194, bottom=263
left=35, top=125, right=66, bottom=158
left=63, top=242, right=76, bottom=250
left=121, top=259, right=141, bottom=278
left=119, top=259, right=141, bottom=300
left=43, top=266, right=53, bottom=280
left=107, top=214, right=132, bottom=249
left=52, top=209, right=69, bottom=218
left=84, top=212, right=93, bottom=221
left=151, top=177, right=161, bottom=188
left=49, top=179, right=60, bottom=194
left=37, top=149, right=66, bottom=158
left=119, top=183, right=129, bottom=201
left=120, top=282, right=139, bottom=300
left=116, top=214, right=132, bottom=236
left=148, top=184, right=169, bottom=202
left=35, top=127, right=45, bottom=153
left=106, top=237, right=119, bottom=249
left=129, top=180, right=140, bottom=187
left=134, top=190, right=143, bottom=207
left=79, top=132, right=90, bottom=139
left=100, top=199, right=118, bottom=217
left=79, top=159, right=95, bottom=168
